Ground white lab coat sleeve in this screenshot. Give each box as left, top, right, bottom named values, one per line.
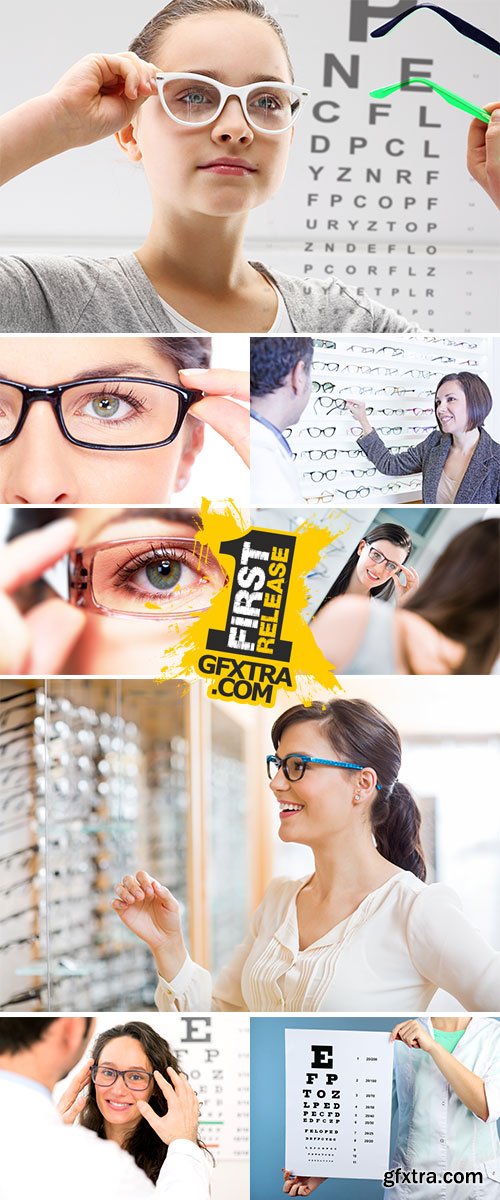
left=109, top=1138, right=210, bottom=1200
left=156, top=1142, right=212, bottom=1199
left=155, top=883, right=280, bottom=1012
left=482, top=1039, right=500, bottom=1124
left=406, top=883, right=500, bottom=1012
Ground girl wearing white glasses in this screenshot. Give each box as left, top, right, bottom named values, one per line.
left=0, top=0, right=435, bottom=334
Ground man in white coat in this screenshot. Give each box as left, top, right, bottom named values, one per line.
left=250, top=337, right=313, bottom=506
left=0, top=1017, right=211, bottom=1200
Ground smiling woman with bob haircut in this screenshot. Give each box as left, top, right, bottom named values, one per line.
left=0, top=0, right=496, bottom=334
left=113, top=696, right=500, bottom=1013
left=346, top=372, right=500, bottom=503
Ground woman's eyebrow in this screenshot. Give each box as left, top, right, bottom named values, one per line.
left=182, top=69, right=287, bottom=83
left=91, top=508, right=201, bottom=538
left=65, top=363, right=168, bottom=383
left=99, top=1060, right=148, bottom=1069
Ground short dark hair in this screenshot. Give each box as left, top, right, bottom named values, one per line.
left=435, top=372, right=492, bottom=432
left=0, top=1018, right=57, bottom=1053
left=0, top=1018, right=93, bottom=1055
left=250, top=338, right=314, bottom=398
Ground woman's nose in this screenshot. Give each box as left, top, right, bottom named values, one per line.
left=270, top=768, right=289, bottom=794
left=0, top=402, right=77, bottom=503
left=211, top=96, right=254, bottom=144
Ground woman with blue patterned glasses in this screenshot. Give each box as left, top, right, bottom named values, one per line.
left=113, top=696, right=500, bottom=1013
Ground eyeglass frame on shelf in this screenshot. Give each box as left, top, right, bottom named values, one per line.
left=0, top=377, right=205, bottom=450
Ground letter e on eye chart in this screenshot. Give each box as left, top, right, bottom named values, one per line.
left=285, top=1029, right=393, bottom=1180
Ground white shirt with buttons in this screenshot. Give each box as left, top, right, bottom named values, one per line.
left=155, top=872, right=500, bottom=1013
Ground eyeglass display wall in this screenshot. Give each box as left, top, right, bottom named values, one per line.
left=284, top=334, right=493, bottom=505
left=0, top=680, right=252, bottom=1012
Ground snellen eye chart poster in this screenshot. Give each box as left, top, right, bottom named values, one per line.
left=285, top=1028, right=393, bottom=1179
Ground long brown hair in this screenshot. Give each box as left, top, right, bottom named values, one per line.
left=271, top=698, right=426, bottom=880
left=405, top=519, right=499, bottom=674
left=80, top=1022, right=209, bottom=1184
left=314, top=522, right=413, bottom=610
left=130, top=0, right=294, bottom=79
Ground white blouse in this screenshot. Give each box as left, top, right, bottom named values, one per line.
left=155, top=871, right=500, bottom=1013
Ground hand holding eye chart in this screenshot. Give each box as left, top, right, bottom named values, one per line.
left=285, top=1029, right=394, bottom=1180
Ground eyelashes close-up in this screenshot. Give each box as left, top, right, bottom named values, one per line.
left=110, top=544, right=208, bottom=599
left=71, top=386, right=152, bottom=424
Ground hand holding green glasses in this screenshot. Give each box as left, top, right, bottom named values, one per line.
left=370, top=78, right=491, bottom=124
left=370, top=78, right=500, bottom=210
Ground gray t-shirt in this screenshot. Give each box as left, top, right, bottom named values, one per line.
left=0, top=251, right=420, bottom=334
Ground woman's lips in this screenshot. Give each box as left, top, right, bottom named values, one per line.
left=198, top=157, right=257, bottom=176
left=366, top=569, right=380, bottom=582
left=279, top=803, right=305, bottom=819
left=105, top=1098, right=133, bottom=1111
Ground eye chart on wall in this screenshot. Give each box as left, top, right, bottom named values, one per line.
left=285, top=1028, right=393, bottom=1180
left=285, top=333, right=493, bottom=504
left=247, top=0, right=500, bottom=330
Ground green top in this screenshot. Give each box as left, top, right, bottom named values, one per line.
left=433, top=1028, right=467, bottom=1054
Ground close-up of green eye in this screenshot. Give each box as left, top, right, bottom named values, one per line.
left=145, top=558, right=182, bottom=590
left=91, top=395, right=121, bottom=418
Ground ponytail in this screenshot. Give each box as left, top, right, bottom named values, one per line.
left=370, top=782, right=426, bottom=881
left=272, top=698, right=427, bottom=882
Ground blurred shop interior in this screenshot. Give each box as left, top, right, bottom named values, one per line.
left=0, top=676, right=499, bottom=1012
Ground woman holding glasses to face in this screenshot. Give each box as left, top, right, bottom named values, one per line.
left=0, top=0, right=424, bottom=336
left=346, top=373, right=500, bottom=504
left=113, top=697, right=500, bottom=1015
left=311, top=522, right=419, bottom=609
left=0, top=507, right=227, bottom=674
left=310, top=519, right=500, bottom=676
left=0, top=336, right=249, bottom=504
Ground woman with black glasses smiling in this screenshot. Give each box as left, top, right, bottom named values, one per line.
left=346, top=373, right=500, bottom=504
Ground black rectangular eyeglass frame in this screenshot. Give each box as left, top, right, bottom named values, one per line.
left=0, top=376, right=205, bottom=451
left=91, top=1065, right=155, bottom=1090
